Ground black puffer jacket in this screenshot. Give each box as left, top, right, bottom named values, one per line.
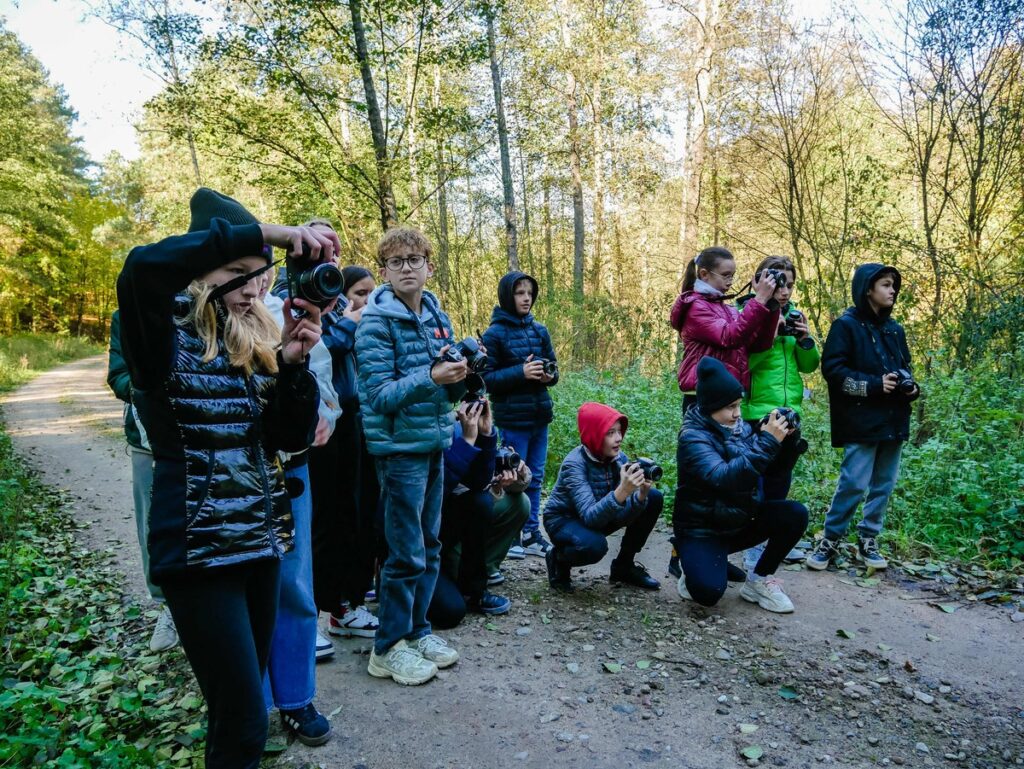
left=117, top=220, right=319, bottom=583
left=821, top=263, right=919, bottom=448
left=480, top=272, right=558, bottom=429
left=672, top=407, right=780, bottom=540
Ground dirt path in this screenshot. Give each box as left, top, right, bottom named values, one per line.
left=3, top=356, right=1023, bottom=769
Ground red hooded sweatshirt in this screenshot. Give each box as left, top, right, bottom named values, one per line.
left=577, top=402, right=628, bottom=459
left=669, top=290, right=779, bottom=393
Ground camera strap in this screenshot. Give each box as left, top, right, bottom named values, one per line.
left=208, top=258, right=283, bottom=303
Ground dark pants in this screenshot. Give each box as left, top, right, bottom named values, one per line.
left=309, top=403, right=379, bottom=612
left=676, top=500, right=808, bottom=607
left=744, top=419, right=804, bottom=500
left=438, top=491, right=494, bottom=601
left=548, top=489, right=664, bottom=568
left=162, top=560, right=281, bottom=769
left=427, top=572, right=467, bottom=630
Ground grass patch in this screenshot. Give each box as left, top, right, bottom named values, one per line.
left=0, top=334, right=104, bottom=393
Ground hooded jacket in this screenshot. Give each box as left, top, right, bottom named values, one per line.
left=670, top=288, right=779, bottom=392
left=736, top=299, right=820, bottom=420
left=355, top=283, right=464, bottom=456
left=115, top=220, right=320, bottom=582
left=542, top=402, right=647, bottom=533
left=821, top=264, right=918, bottom=447
left=673, top=406, right=780, bottom=539
left=480, top=271, right=559, bottom=429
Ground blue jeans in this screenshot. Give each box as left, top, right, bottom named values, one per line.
left=130, top=448, right=163, bottom=602
left=263, top=462, right=317, bottom=711
left=374, top=452, right=443, bottom=655
left=824, top=441, right=903, bottom=541
left=547, top=489, right=663, bottom=567
left=499, top=425, right=548, bottom=535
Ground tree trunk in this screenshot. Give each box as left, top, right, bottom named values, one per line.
left=590, top=80, right=605, bottom=294
left=349, top=0, right=399, bottom=230
left=518, top=132, right=534, bottom=274
left=543, top=177, right=554, bottom=295
left=559, top=10, right=585, bottom=301
left=407, top=68, right=421, bottom=224
left=433, top=67, right=450, bottom=291
left=487, top=11, right=519, bottom=271
left=160, top=0, right=201, bottom=185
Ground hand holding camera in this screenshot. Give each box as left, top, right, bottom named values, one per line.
left=280, top=297, right=324, bottom=364
left=456, top=399, right=483, bottom=444
left=523, top=354, right=558, bottom=382
left=617, top=461, right=646, bottom=499
left=762, top=409, right=794, bottom=443
left=752, top=268, right=780, bottom=304
left=259, top=223, right=340, bottom=263
left=884, top=368, right=918, bottom=396
left=432, top=344, right=469, bottom=385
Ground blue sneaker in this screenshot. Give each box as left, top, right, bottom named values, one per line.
left=467, top=591, right=511, bottom=615
left=806, top=537, right=839, bottom=571
left=280, top=703, right=332, bottom=746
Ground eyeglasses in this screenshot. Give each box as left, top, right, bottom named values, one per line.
left=706, top=269, right=735, bottom=281
left=383, top=254, right=427, bottom=272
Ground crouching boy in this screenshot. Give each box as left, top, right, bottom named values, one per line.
left=542, top=402, right=662, bottom=593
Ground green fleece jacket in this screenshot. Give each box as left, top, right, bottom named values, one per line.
left=741, top=302, right=820, bottom=420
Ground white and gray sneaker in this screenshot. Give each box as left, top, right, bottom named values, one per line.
left=329, top=604, right=379, bottom=638
left=367, top=639, right=437, bottom=686
left=315, top=630, right=335, bottom=661
left=521, top=531, right=552, bottom=557
left=506, top=544, right=527, bottom=560
left=676, top=574, right=692, bottom=602
left=739, top=576, right=795, bottom=613
left=149, top=606, right=178, bottom=652
left=414, top=634, right=459, bottom=668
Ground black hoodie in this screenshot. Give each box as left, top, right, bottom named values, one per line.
left=821, top=263, right=918, bottom=447
left=480, top=271, right=559, bottom=429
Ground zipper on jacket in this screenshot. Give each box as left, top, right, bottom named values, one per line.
left=783, top=341, right=790, bottom=408
left=245, top=373, right=281, bottom=556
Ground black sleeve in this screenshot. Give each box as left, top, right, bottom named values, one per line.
left=115, top=219, right=265, bottom=390
left=262, top=354, right=320, bottom=454
left=106, top=311, right=133, bottom=404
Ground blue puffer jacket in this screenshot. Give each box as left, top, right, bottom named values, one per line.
left=355, top=284, right=465, bottom=456
left=480, top=272, right=558, bottom=429
left=319, top=295, right=360, bottom=406
left=672, top=407, right=780, bottom=540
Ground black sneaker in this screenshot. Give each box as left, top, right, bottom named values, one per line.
left=467, top=590, right=512, bottom=615
left=668, top=554, right=681, bottom=579
left=280, top=703, right=332, bottom=746
left=806, top=537, right=840, bottom=571
left=609, top=560, right=661, bottom=590
left=546, top=547, right=573, bottom=592
left=857, top=537, right=888, bottom=569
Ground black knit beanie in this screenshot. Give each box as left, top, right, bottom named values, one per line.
left=696, top=356, right=744, bottom=414
left=188, top=187, right=259, bottom=232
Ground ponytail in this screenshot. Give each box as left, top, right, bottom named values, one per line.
left=681, top=246, right=735, bottom=293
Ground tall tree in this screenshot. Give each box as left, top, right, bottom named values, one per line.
left=484, top=3, right=520, bottom=270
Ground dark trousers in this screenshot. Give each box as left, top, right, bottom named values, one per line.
left=676, top=500, right=807, bottom=607
left=427, top=572, right=467, bottom=630
left=309, top=403, right=379, bottom=611
left=438, top=491, right=493, bottom=600
left=161, top=559, right=281, bottom=769
left=548, top=489, right=664, bottom=568
left=744, top=419, right=802, bottom=500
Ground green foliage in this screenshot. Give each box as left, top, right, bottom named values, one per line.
left=0, top=334, right=104, bottom=393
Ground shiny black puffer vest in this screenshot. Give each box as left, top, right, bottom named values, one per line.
left=137, top=307, right=294, bottom=582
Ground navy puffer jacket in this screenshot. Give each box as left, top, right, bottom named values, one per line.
left=673, top=407, right=780, bottom=540
left=822, top=263, right=919, bottom=448
left=480, top=272, right=558, bottom=429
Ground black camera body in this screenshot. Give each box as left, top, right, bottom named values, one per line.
left=631, top=457, right=663, bottom=483
left=286, top=243, right=344, bottom=315
left=761, top=406, right=802, bottom=431
left=891, top=368, right=918, bottom=395
left=762, top=267, right=788, bottom=288
left=535, top=357, right=559, bottom=378
left=460, top=372, right=487, bottom=405
left=438, top=337, right=488, bottom=373
left=779, top=308, right=803, bottom=337
left=495, top=445, right=522, bottom=474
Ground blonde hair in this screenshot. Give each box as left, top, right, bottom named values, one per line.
left=377, top=226, right=432, bottom=266
left=181, top=281, right=280, bottom=375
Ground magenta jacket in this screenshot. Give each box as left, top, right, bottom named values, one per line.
left=670, top=291, right=779, bottom=392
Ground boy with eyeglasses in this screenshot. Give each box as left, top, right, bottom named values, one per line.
left=355, top=226, right=467, bottom=685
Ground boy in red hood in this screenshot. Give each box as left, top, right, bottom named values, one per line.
left=541, top=402, right=662, bottom=592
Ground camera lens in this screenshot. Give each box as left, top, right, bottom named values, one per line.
left=297, top=263, right=344, bottom=304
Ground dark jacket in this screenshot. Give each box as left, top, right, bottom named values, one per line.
left=480, top=272, right=558, bottom=429
left=821, top=263, right=919, bottom=448
left=319, top=296, right=360, bottom=406
left=106, top=310, right=144, bottom=449
left=543, top=403, right=647, bottom=534
left=673, top=407, right=780, bottom=539
left=443, top=423, right=498, bottom=498
left=116, top=219, right=320, bottom=582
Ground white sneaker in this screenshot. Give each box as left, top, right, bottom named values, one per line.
left=414, top=634, right=459, bottom=669
left=315, top=630, right=335, bottom=661
left=329, top=604, right=379, bottom=638
left=367, top=639, right=437, bottom=685
left=506, top=544, right=527, bottom=560
left=149, top=606, right=178, bottom=652
left=739, top=576, right=795, bottom=613
left=676, top=575, right=692, bottom=602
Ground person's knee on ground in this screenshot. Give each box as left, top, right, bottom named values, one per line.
left=685, top=572, right=728, bottom=607
left=427, top=572, right=467, bottom=630
left=558, top=529, right=609, bottom=567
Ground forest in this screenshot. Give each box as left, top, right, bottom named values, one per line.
left=1, top=0, right=1022, bottom=564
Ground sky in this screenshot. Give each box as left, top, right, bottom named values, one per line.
left=2, top=0, right=888, bottom=165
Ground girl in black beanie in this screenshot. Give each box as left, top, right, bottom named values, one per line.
left=671, top=357, right=809, bottom=613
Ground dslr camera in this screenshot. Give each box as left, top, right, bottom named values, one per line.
left=629, top=457, right=663, bottom=483
left=779, top=308, right=803, bottom=337
left=495, top=445, right=522, bottom=474
left=762, top=267, right=788, bottom=288
left=535, top=357, right=559, bottom=378
left=437, top=337, right=488, bottom=373
left=890, top=368, right=918, bottom=395
left=760, top=406, right=801, bottom=431
left=286, top=243, right=344, bottom=316
left=761, top=407, right=808, bottom=456
left=460, top=372, right=487, bottom=405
